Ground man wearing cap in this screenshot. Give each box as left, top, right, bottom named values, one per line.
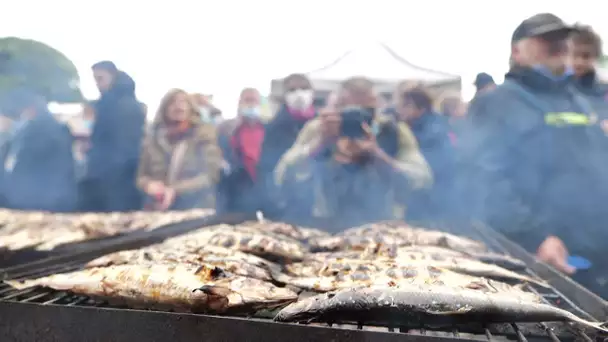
left=467, top=13, right=608, bottom=299
left=473, top=73, right=496, bottom=96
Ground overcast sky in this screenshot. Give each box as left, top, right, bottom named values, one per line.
left=2, top=0, right=606, bottom=118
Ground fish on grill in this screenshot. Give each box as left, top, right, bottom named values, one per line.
left=310, top=222, right=486, bottom=253
left=87, top=244, right=278, bottom=269
left=0, top=209, right=216, bottom=251
left=85, top=246, right=281, bottom=282
left=279, top=263, right=539, bottom=301
left=164, top=225, right=308, bottom=261
left=273, top=286, right=608, bottom=332
left=385, top=245, right=527, bottom=271
left=233, top=221, right=330, bottom=242
left=286, top=256, right=547, bottom=287
left=6, top=263, right=297, bottom=313
left=304, top=246, right=526, bottom=272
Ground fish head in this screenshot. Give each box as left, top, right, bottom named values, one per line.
left=274, top=292, right=335, bottom=322
left=224, top=277, right=298, bottom=309
left=191, top=285, right=231, bottom=312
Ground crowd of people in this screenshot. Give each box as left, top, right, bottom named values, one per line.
left=0, top=13, right=607, bottom=299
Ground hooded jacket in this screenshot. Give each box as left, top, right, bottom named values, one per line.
left=87, top=71, right=145, bottom=180
left=136, top=104, right=222, bottom=210
left=466, top=66, right=608, bottom=266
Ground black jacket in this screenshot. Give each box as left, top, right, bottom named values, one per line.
left=2, top=113, right=77, bottom=211
left=466, top=67, right=608, bottom=262
left=87, top=71, right=145, bottom=181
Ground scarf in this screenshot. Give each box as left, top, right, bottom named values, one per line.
left=231, top=123, right=265, bottom=180
left=286, top=105, right=316, bottom=121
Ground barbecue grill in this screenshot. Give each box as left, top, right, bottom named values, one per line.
left=0, top=221, right=606, bottom=342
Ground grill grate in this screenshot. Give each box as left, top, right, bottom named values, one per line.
left=0, top=222, right=605, bottom=341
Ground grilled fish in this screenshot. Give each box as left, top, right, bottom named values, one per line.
left=310, top=222, right=486, bottom=253
left=86, top=249, right=276, bottom=281
left=165, top=225, right=308, bottom=261
left=382, top=245, right=527, bottom=271
left=6, top=264, right=297, bottom=313
left=87, top=244, right=279, bottom=270
left=234, top=221, right=330, bottom=242
left=279, top=263, right=539, bottom=301
left=273, top=286, right=608, bottom=333
left=0, top=209, right=215, bottom=251
left=286, top=257, right=547, bottom=287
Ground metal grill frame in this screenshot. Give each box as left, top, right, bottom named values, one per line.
left=0, top=219, right=606, bottom=341
left=0, top=302, right=477, bottom=342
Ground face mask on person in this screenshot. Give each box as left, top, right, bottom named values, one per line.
left=240, top=106, right=262, bottom=119
left=285, top=89, right=314, bottom=110
left=532, top=64, right=574, bottom=81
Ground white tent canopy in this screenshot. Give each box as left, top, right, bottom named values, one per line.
left=271, top=42, right=461, bottom=97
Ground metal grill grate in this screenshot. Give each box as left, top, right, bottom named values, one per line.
left=0, top=221, right=605, bottom=341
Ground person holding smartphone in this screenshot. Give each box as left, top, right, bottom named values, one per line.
left=275, top=78, right=431, bottom=191
left=278, top=77, right=427, bottom=231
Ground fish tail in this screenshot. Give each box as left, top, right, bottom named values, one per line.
left=566, top=312, right=608, bottom=333
left=519, top=275, right=550, bottom=288
left=3, top=279, right=33, bottom=290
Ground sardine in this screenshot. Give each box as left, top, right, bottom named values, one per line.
left=310, top=222, right=486, bottom=253
left=385, top=245, right=527, bottom=271
left=6, top=263, right=297, bottom=313
left=279, top=263, right=539, bottom=302
left=234, top=221, right=331, bottom=241
left=162, top=224, right=308, bottom=261
left=273, top=286, right=608, bottom=333
left=87, top=244, right=279, bottom=270
left=286, top=256, right=547, bottom=287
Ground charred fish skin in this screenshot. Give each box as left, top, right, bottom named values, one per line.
left=6, top=263, right=298, bottom=314
left=273, top=287, right=608, bottom=333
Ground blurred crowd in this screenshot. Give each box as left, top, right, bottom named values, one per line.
left=0, top=13, right=607, bottom=299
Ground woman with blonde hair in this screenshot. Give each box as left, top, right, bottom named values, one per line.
left=137, top=89, right=222, bottom=210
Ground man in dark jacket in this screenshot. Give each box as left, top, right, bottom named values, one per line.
left=396, top=86, right=457, bottom=223
left=83, top=61, right=145, bottom=212
left=467, top=13, right=608, bottom=299
left=1, top=89, right=77, bottom=212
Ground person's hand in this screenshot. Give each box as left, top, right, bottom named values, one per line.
left=145, top=181, right=166, bottom=197
left=356, top=123, right=381, bottom=155
left=537, top=235, right=576, bottom=275
left=159, top=187, right=176, bottom=210
left=320, top=109, right=340, bottom=138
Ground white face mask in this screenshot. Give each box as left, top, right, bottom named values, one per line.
left=240, top=106, right=261, bottom=118
left=285, top=89, right=314, bottom=110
